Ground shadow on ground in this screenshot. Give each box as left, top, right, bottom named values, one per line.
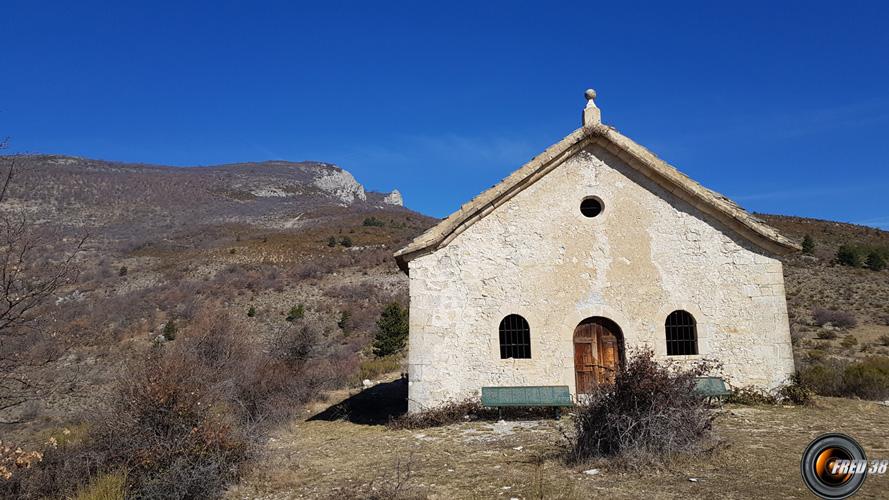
left=309, top=377, right=408, bottom=425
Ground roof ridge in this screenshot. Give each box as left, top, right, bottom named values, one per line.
left=394, top=123, right=799, bottom=271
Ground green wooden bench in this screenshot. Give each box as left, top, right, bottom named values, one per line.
left=693, top=376, right=732, bottom=403
left=481, top=386, right=573, bottom=419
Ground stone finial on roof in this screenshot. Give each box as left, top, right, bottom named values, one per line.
left=583, top=88, right=601, bottom=126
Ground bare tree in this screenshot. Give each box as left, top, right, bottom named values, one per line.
left=0, top=140, right=86, bottom=423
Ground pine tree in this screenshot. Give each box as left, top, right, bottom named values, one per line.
left=836, top=245, right=861, bottom=267
left=337, top=310, right=352, bottom=334
left=866, top=252, right=886, bottom=271
left=801, top=234, right=815, bottom=255
left=162, top=319, right=177, bottom=340
left=372, top=302, right=409, bottom=357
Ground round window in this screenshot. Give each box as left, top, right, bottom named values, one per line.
left=580, top=197, right=603, bottom=218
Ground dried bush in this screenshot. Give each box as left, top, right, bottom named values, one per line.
left=388, top=399, right=483, bottom=430
left=816, top=329, right=838, bottom=340
left=568, top=349, right=716, bottom=466
left=3, top=304, right=328, bottom=499
left=726, top=386, right=777, bottom=405
left=812, top=308, right=858, bottom=329
left=334, top=454, right=424, bottom=500
left=777, top=374, right=814, bottom=405
left=387, top=396, right=559, bottom=430
left=0, top=428, right=104, bottom=499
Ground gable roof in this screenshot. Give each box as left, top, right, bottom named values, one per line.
left=394, top=122, right=801, bottom=273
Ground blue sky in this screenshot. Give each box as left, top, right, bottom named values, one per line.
left=2, top=1, right=888, bottom=226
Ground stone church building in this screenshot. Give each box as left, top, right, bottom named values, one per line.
left=394, top=90, right=799, bottom=412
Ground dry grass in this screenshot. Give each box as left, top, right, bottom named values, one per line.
left=358, top=355, right=404, bottom=382
left=232, top=388, right=889, bottom=499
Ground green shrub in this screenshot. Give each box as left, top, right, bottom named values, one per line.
left=327, top=236, right=337, bottom=247
left=286, top=304, right=305, bottom=322
left=162, top=319, right=177, bottom=340
left=372, top=303, right=409, bottom=357
left=841, top=335, right=858, bottom=348
left=836, top=245, right=863, bottom=267
left=878, top=334, right=889, bottom=347
left=800, top=356, right=889, bottom=400
left=866, top=252, right=887, bottom=271
left=836, top=244, right=889, bottom=268
left=247, top=306, right=256, bottom=318
left=337, top=310, right=352, bottom=334
left=362, top=216, right=385, bottom=227
left=802, top=234, right=815, bottom=255
left=842, top=357, right=889, bottom=400
left=799, top=359, right=846, bottom=396
left=118, top=266, right=128, bottom=277
left=340, top=236, right=353, bottom=248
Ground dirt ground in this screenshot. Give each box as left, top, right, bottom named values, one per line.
left=229, top=379, right=889, bottom=499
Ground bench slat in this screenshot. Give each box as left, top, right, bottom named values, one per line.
left=481, top=386, right=572, bottom=407
left=693, top=377, right=732, bottom=397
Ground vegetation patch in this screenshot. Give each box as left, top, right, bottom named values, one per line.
left=0, top=307, right=327, bottom=499
left=567, top=349, right=717, bottom=467
left=812, top=308, right=858, bottom=329
left=799, top=356, right=889, bottom=400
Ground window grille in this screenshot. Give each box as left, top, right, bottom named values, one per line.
left=499, top=314, right=531, bottom=359
left=665, top=310, right=698, bottom=355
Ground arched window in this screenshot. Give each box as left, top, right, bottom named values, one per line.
left=499, top=314, right=531, bottom=359
left=665, top=310, right=698, bottom=355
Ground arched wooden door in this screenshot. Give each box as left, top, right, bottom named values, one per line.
left=573, top=318, right=623, bottom=395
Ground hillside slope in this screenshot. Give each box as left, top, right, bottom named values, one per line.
left=6, top=155, right=405, bottom=236
left=0, top=154, right=433, bottom=435
left=759, top=214, right=889, bottom=362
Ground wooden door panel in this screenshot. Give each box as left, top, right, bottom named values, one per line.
left=598, top=334, right=618, bottom=384
left=574, top=320, right=622, bottom=394
left=574, top=341, right=596, bottom=395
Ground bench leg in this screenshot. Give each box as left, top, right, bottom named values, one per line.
left=555, top=407, right=561, bottom=420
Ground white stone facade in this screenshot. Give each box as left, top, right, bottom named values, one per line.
left=405, top=143, right=795, bottom=412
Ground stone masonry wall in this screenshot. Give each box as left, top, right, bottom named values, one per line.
left=406, top=144, right=795, bottom=412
